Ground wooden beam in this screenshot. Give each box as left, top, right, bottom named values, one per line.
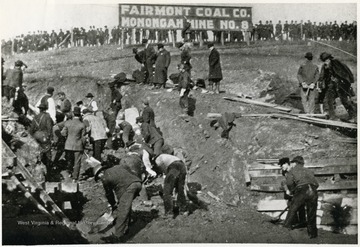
left=249, top=165, right=357, bottom=178
left=252, top=157, right=357, bottom=168
left=250, top=180, right=357, bottom=192
left=272, top=113, right=357, bottom=130
left=223, top=96, right=292, bottom=112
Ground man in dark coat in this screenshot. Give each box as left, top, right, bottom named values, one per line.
left=208, top=43, right=223, bottom=94
left=154, top=44, right=171, bottom=89
left=143, top=39, right=157, bottom=85
left=318, top=52, right=357, bottom=121
left=137, top=98, right=156, bottom=127
left=3, top=60, right=27, bottom=103
left=29, top=102, right=54, bottom=171
left=280, top=156, right=319, bottom=239
left=139, top=118, right=164, bottom=159
left=96, top=153, right=144, bottom=243
left=109, top=82, right=122, bottom=115
left=117, top=113, right=135, bottom=148
left=61, top=107, right=86, bottom=181
left=57, top=91, right=72, bottom=120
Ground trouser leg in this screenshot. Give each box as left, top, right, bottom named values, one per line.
left=153, top=138, right=164, bottom=158
left=284, top=190, right=306, bottom=228
left=163, top=169, right=179, bottom=215
left=113, top=182, right=142, bottom=237
left=306, top=186, right=318, bottom=237
left=72, top=151, right=83, bottom=180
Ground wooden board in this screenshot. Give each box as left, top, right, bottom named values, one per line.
left=251, top=180, right=357, bottom=192
left=223, top=96, right=292, bottom=112
left=248, top=165, right=357, bottom=178
left=272, top=113, right=357, bottom=130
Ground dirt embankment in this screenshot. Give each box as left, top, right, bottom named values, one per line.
left=2, top=42, right=357, bottom=244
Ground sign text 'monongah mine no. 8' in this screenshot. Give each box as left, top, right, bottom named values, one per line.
left=119, top=4, right=252, bottom=31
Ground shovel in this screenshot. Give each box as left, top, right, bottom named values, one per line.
left=88, top=206, right=115, bottom=234
left=269, top=206, right=289, bottom=224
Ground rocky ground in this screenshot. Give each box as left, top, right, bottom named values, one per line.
left=2, top=40, right=357, bottom=244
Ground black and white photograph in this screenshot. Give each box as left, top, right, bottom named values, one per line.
left=1, top=0, right=358, bottom=245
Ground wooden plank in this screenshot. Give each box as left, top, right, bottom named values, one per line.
left=244, top=164, right=251, bottom=184
left=249, top=165, right=357, bottom=178
left=251, top=180, right=357, bottom=192
left=319, top=193, right=357, bottom=202
left=309, top=165, right=357, bottom=175
left=249, top=169, right=282, bottom=177
left=223, top=96, right=292, bottom=112
left=257, top=199, right=287, bottom=211
left=305, top=157, right=357, bottom=168
left=272, top=113, right=357, bottom=130
left=252, top=157, right=357, bottom=168
left=318, top=225, right=358, bottom=235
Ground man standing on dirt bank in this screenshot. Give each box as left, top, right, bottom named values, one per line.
left=94, top=153, right=144, bottom=243
left=61, top=107, right=86, bottom=181
left=280, top=156, right=319, bottom=239
left=154, top=43, right=171, bottom=89
left=143, top=39, right=157, bottom=85
left=36, top=86, right=56, bottom=124
left=208, top=43, right=223, bottom=94
left=3, top=60, right=27, bottom=104
left=318, top=52, right=357, bottom=122
left=154, top=153, right=188, bottom=219
left=138, top=98, right=156, bottom=127
left=297, top=52, right=319, bottom=114
left=109, top=82, right=122, bottom=115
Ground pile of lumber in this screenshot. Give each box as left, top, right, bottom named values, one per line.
left=247, top=157, right=358, bottom=234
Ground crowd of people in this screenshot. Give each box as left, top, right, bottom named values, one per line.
left=253, top=20, right=357, bottom=42
left=1, top=19, right=356, bottom=56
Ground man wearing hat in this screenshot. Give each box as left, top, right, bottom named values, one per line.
left=3, top=60, right=27, bottom=103
left=61, top=107, right=86, bottom=181
left=85, top=92, right=98, bottom=113
left=95, top=152, right=145, bottom=243
left=109, top=83, right=122, bottom=115
left=279, top=156, right=319, bottom=238
left=133, top=47, right=147, bottom=84
left=278, top=157, right=306, bottom=229
left=29, top=102, right=54, bottom=173
left=117, top=113, right=135, bottom=148
left=154, top=43, right=171, bottom=89
left=318, top=52, right=357, bottom=122
left=36, top=86, right=56, bottom=124
left=208, top=43, right=223, bottom=94
left=297, top=52, right=319, bottom=114
left=137, top=97, right=156, bottom=127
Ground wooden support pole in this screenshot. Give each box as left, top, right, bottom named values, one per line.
left=172, top=31, right=176, bottom=48
left=221, top=31, right=225, bottom=46
left=199, top=31, right=204, bottom=47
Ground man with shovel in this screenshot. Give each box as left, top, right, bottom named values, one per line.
left=279, top=156, right=319, bottom=239
left=93, top=153, right=145, bottom=243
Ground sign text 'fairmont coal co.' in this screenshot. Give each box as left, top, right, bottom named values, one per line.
left=119, top=4, right=252, bottom=31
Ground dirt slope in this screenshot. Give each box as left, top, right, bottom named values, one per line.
left=2, top=41, right=357, bottom=244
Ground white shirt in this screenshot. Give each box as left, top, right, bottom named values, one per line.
left=36, top=95, right=56, bottom=123
left=155, top=154, right=181, bottom=174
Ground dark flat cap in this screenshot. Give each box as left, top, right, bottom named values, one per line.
left=85, top=93, right=94, bottom=98
left=291, top=156, right=304, bottom=165
left=319, top=52, right=333, bottom=62
left=207, top=42, right=214, bottom=48
left=304, top=52, right=313, bottom=59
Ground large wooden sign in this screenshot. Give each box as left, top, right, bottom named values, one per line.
left=119, top=4, right=252, bottom=31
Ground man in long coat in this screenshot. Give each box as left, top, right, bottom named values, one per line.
left=154, top=44, right=171, bottom=89
left=208, top=43, right=223, bottom=94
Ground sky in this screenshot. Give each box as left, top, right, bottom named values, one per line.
left=0, top=0, right=357, bottom=39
